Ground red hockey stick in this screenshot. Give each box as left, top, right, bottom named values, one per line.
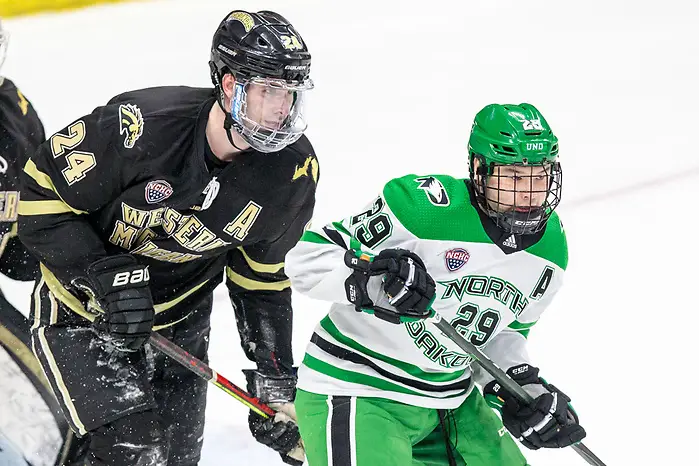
left=148, top=332, right=306, bottom=462
left=148, top=332, right=275, bottom=418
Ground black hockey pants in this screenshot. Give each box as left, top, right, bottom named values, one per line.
left=29, top=278, right=212, bottom=466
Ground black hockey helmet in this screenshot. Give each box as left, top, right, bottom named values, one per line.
left=210, top=10, right=311, bottom=83
left=209, top=10, right=313, bottom=153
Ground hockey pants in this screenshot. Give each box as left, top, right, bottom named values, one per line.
left=295, top=388, right=529, bottom=466
left=29, top=278, right=212, bottom=466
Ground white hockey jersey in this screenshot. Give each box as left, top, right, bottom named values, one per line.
left=286, top=174, right=567, bottom=409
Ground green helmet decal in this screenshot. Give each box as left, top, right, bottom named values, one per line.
left=467, top=103, right=563, bottom=236
left=468, top=103, right=559, bottom=166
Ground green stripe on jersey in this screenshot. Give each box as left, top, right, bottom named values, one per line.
left=507, top=320, right=537, bottom=339
left=332, top=221, right=351, bottom=237
left=300, top=230, right=333, bottom=244
left=507, top=320, right=537, bottom=330
left=302, top=353, right=469, bottom=399
left=320, top=316, right=466, bottom=383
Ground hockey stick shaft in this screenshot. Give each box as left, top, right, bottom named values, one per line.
left=431, top=313, right=607, bottom=466
left=149, top=333, right=307, bottom=463
left=148, top=332, right=275, bottom=418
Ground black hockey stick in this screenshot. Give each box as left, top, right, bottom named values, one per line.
left=148, top=332, right=306, bottom=462
left=430, top=313, right=607, bottom=466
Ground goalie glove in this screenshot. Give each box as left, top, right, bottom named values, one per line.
left=483, top=363, right=586, bottom=450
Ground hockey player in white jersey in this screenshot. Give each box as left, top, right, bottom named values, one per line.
left=286, top=103, right=586, bottom=465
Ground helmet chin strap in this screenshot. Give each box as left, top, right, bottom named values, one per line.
left=497, top=208, right=544, bottom=236
left=223, top=112, right=248, bottom=152
left=215, top=88, right=248, bottom=152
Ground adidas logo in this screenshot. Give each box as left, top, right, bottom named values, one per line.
left=503, top=235, right=517, bottom=248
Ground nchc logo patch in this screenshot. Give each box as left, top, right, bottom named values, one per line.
left=444, top=248, right=470, bottom=272
left=145, top=180, right=173, bottom=204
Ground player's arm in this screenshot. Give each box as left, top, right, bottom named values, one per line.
left=472, top=314, right=544, bottom=389
left=17, top=108, right=124, bottom=285
left=22, top=86, right=47, bottom=152
left=0, top=225, right=38, bottom=281
left=0, top=85, right=45, bottom=280
left=286, top=179, right=435, bottom=324
left=478, top=327, right=586, bottom=450
left=18, top=108, right=157, bottom=352
left=226, top=194, right=315, bottom=462
left=473, top=278, right=563, bottom=389
left=478, top=284, right=586, bottom=449
left=285, top=192, right=395, bottom=303
left=226, top=198, right=315, bottom=377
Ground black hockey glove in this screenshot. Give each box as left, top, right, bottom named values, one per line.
left=244, top=370, right=305, bottom=466
left=344, top=248, right=436, bottom=324
left=483, top=363, right=586, bottom=450
left=79, top=255, right=155, bottom=352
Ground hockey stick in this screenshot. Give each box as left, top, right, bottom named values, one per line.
left=430, top=313, right=607, bottom=466
left=149, top=332, right=274, bottom=417
left=148, top=332, right=306, bottom=462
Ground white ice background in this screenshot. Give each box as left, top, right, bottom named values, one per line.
left=3, top=1, right=699, bottom=464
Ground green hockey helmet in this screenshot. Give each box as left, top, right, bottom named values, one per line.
left=468, top=103, right=562, bottom=235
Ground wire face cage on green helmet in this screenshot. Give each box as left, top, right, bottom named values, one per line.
left=468, top=103, right=562, bottom=235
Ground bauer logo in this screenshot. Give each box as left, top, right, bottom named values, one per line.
left=145, top=180, right=173, bottom=204
left=444, top=248, right=469, bottom=272
left=217, top=44, right=237, bottom=57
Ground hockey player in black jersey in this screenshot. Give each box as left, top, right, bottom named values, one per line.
left=18, top=10, right=316, bottom=466
left=0, top=18, right=66, bottom=466
left=0, top=24, right=43, bottom=284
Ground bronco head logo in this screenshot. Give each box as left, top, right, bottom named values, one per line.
left=119, top=104, right=144, bottom=149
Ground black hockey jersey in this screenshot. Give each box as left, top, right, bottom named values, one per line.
left=0, top=77, right=44, bottom=281
left=18, top=86, right=318, bottom=337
